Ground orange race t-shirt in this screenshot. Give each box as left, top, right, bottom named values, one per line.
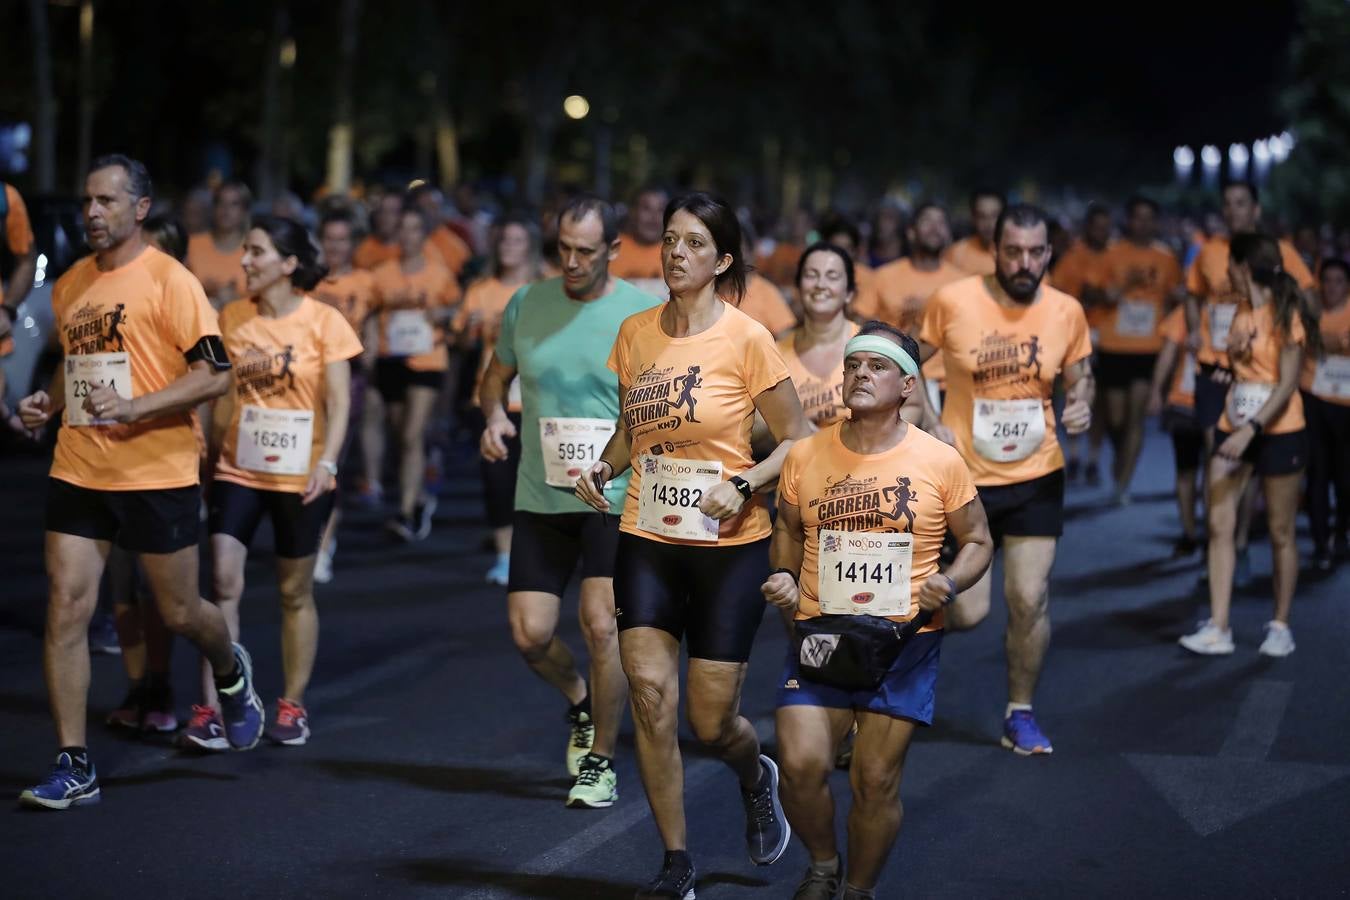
left=185, top=233, right=247, bottom=306
left=852, top=262, right=880, bottom=318
left=1158, top=306, right=1197, bottom=409
left=369, top=258, right=461, bottom=371
left=779, top=422, right=977, bottom=632
left=1302, top=301, right=1350, bottom=407
left=1098, top=241, right=1183, bottom=354
left=51, top=246, right=221, bottom=491
left=214, top=296, right=363, bottom=493
left=4, top=184, right=35, bottom=258
left=776, top=322, right=860, bottom=427
left=919, top=275, right=1094, bottom=486
left=1051, top=239, right=1113, bottom=335
left=609, top=303, right=790, bottom=546
left=861, top=257, right=967, bottom=385
left=942, top=236, right=995, bottom=276
left=611, top=233, right=664, bottom=279
left=735, top=273, right=797, bottom=336
left=757, top=242, right=804, bottom=288
left=1219, top=302, right=1306, bottom=434
left=312, top=268, right=376, bottom=335
left=454, top=276, right=525, bottom=411
left=353, top=236, right=451, bottom=272
left=428, top=225, right=471, bottom=276
left=1188, top=237, right=1314, bottom=369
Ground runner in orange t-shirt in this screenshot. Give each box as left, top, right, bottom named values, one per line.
left=1182, top=234, right=1317, bottom=659
left=17, top=155, right=265, bottom=809
left=1095, top=197, right=1184, bottom=503
left=310, top=207, right=379, bottom=581
left=1148, top=305, right=1204, bottom=557
left=776, top=244, right=862, bottom=428
left=185, top=181, right=251, bottom=310
left=611, top=185, right=669, bottom=299
left=0, top=181, right=38, bottom=433
left=918, top=204, right=1094, bottom=757
left=410, top=183, right=472, bottom=276
left=757, top=207, right=813, bottom=288
left=367, top=207, right=461, bottom=542
left=733, top=225, right=797, bottom=336
left=766, top=324, right=993, bottom=899
left=942, top=188, right=1003, bottom=276
left=455, top=217, right=541, bottom=584
left=353, top=191, right=449, bottom=272
left=817, top=213, right=879, bottom=320
left=574, top=193, right=811, bottom=896
left=193, top=216, right=362, bottom=750
left=1302, top=258, right=1350, bottom=568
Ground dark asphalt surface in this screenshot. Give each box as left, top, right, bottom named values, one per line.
left=1, top=424, right=1348, bottom=899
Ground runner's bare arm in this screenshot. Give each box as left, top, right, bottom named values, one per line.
left=303, top=359, right=351, bottom=504
left=574, top=388, right=634, bottom=513
left=1183, top=293, right=1202, bottom=351
left=208, top=369, right=236, bottom=463
left=702, top=378, right=811, bottom=520
left=87, top=357, right=230, bottom=426
left=762, top=497, right=804, bottom=611
left=478, top=351, right=518, bottom=462
left=1147, top=339, right=1179, bottom=416
left=1060, top=358, right=1094, bottom=434
left=16, top=365, right=66, bottom=429
left=923, top=496, right=994, bottom=612
left=2, top=246, right=36, bottom=311
left=1250, top=342, right=1303, bottom=432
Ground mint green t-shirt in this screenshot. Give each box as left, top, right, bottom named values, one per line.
left=495, top=277, right=661, bottom=515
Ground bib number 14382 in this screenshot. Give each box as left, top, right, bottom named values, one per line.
left=636, top=456, right=722, bottom=542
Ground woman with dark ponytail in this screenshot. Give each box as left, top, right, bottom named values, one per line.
left=181, top=215, right=364, bottom=751
left=1181, top=233, right=1314, bottom=659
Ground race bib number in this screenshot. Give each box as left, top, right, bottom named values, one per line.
left=1209, top=303, right=1238, bottom=352
left=64, top=352, right=132, bottom=427
left=540, top=417, right=614, bottom=488
left=1312, top=355, right=1350, bottom=400
left=1227, top=382, right=1274, bottom=428
left=1117, top=299, right=1157, bottom=338
left=971, top=397, right=1046, bottom=462
left=386, top=310, right=435, bottom=357
left=636, top=455, right=722, bottom=542
left=1179, top=353, right=1197, bottom=397
left=925, top=378, right=942, bottom=416
left=235, top=405, right=314, bottom=475
left=626, top=278, right=669, bottom=300
left=817, top=529, right=912, bottom=616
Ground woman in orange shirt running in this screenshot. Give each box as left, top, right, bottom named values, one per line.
left=1180, top=233, right=1319, bottom=658
left=183, top=216, right=362, bottom=750
left=575, top=193, right=812, bottom=898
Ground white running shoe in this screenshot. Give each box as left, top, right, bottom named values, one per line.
left=1258, top=621, right=1295, bottom=658
left=313, top=546, right=334, bottom=584
left=1179, top=620, right=1235, bottom=655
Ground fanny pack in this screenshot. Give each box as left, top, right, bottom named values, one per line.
left=793, top=609, right=935, bottom=692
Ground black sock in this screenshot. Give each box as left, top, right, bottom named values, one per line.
left=569, top=693, right=591, bottom=719
left=144, top=671, right=169, bottom=694
left=664, top=849, right=693, bottom=873
left=214, top=662, right=242, bottom=695
left=583, top=752, right=612, bottom=769
left=59, top=746, right=90, bottom=773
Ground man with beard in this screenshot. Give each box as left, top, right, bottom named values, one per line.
left=918, top=204, right=1094, bottom=756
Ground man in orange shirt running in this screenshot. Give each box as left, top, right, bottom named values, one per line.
left=611, top=185, right=669, bottom=298
left=17, top=155, right=265, bottom=809
left=943, top=188, right=1003, bottom=276
left=185, top=181, right=251, bottom=309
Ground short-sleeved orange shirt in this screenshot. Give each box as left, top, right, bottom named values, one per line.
left=1051, top=239, right=1113, bottom=333
left=428, top=225, right=471, bottom=276
left=1188, top=237, right=1314, bottom=368
left=735, top=274, right=796, bottom=336
left=1098, top=241, right=1183, bottom=354
left=455, top=276, right=525, bottom=412
left=609, top=303, right=791, bottom=545
left=1302, top=301, right=1350, bottom=406
left=51, top=247, right=221, bottom=491
left=214, top=296, right=363, bottom=493
left=611, top=233, right=664, bottom=280
left=312, top=268, right=376, bottom=334
left=1219, top=302, right=1306, bottom=434
left=919, top=276, right=1094, bottom=486
left=757, top=243, right=804, bottom=287
left=852, top=262, right=879, bottom=317
left=369, top=259, right=461, bottom=371
left=862, top=257, right=966, bottom=385
left=776, top=322, right=860, bottom=427
left=185, top=233, right=247, bottom=305
left=942, top=236, right=995, bottom=276
left=779, top=422, right=978, bottom=631
left=353, top=236, right=450, bottom=272
left=1158, top=306, right=1196, bottom=409
left=4, top=184, right=35, bottom=258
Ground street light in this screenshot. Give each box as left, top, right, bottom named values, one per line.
left=1228, top=143, right=1250, bottom=180
left=563, top=95, right=590, bottom=120
left=1173, top=145, right=1194, bottom=183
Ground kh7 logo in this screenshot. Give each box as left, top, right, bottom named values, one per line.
left=662, top=515, right=682, bottom=526
left=852, top=592, right=875, bottom=604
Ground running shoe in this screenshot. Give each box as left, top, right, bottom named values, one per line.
left=1171, top=536, right=1200, bottom=559
left=1233, top=547, right=1254, bottom=588
left=178, top=704, right=229, bottom=752
left=351, top=481, right=383, bottom=510
left=1258, top=621, right=1295, bottom=658
left=140, top=680, right=178, bottom=733
left=385, top=515, right=416, bottom=543
left=88, top=612, right=121, bottom=656
left=635, top=852, right=696, bottom=900
left=742, top=755, right=791, bottom=865
left=216, top=643, right=264, bottom=750
left=1178, top=619, right=1235, bottom=656
left=566, top=753, right=617, bottom=809
left=266, top=698, right=311, bottom=746
left=793, top=865, right=841, bottom=900
left=106, top=683, right=144, bottom=730
left=414, top=495, right=438, bottom=540
left=314, top=544, right=335, bottom=584
left=1001, top=710, right=1054, bottom=755
left=18, top=752, right=100, bottom=810
left=566, top=708, right=595, bottom=777
left=841, top=888, right=878, bottom=900
left=485, top=555, right=509, bottom=586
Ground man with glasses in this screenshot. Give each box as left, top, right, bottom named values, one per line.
left=917, top=204, right=1095, bottom=756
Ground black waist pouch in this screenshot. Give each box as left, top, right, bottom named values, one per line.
left=793, top=609, right=933, bottom=692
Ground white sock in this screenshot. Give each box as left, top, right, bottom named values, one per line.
left=1006, top=702, right=1032, bottom=719
left=810, top=856, right=840, bottom=876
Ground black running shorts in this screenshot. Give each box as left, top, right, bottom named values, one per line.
left=208, top=480, right=335, bottom=559
left=507, top=510, right=621, bottom=596
left=976, top=470, right=1065, bottom=546
left=46, top=478, right=201, bottom=554
left=613, top=533, right=770, bottom=663
left=1214, top=429, right=1307, bottom=477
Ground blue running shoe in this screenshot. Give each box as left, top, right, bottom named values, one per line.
left=217, top=643, right=264, bottom=750
left=1001, top=710, right=1053, bottom=756
left=19, top=752, right=100, bottom=810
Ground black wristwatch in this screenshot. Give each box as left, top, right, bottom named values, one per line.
left=729, top=474, right=753, bottom=501
left=771, top=567, right=799, bottom=584
left=1247, top=419, right=1264, bottom=437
